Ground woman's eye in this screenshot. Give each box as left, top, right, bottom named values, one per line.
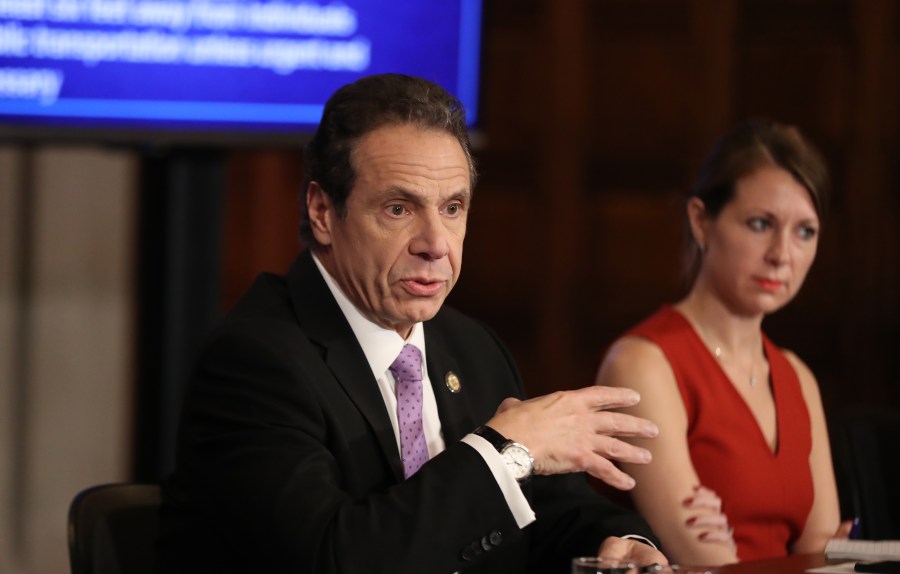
left=798, top=225, right=818, bottom=240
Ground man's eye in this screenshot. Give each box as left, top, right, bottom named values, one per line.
left=446, top=203, right=459, bottom=215
left=389, top=205, right=405, bottom=216
left=748, top=217, right=770, bottom=231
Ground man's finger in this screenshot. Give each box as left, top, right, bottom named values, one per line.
left=597, top=536, right=632, bottom=561
left=584, top=456, right=637, bottom=491
left=598, top=537, right=668, bottom=566
left=581, top=385, right=642, bottom=410
left=589, top=411, right=659, bottom=438
left=591, top=436, right=652, bottom=465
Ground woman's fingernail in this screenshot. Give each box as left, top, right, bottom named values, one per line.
left=686, top=517, right=696, bottom=526
left=683, top=497, right=693, bottom=506
left=699, top=532, right=708, bottom=541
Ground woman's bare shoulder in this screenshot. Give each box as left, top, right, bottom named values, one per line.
left=597, top=336, right=677, bottom=393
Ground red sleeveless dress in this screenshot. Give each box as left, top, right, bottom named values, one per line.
left=627, top=306, right=814, bottom=560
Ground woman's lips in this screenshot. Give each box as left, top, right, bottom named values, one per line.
left=754, top=277, right=784, bottom=291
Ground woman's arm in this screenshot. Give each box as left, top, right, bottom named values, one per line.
left=596, top=337, right=739, bottom=566
left=784, top=351, right=842, bottom=554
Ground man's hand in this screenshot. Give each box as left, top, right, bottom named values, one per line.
left=598, top=536, right=668, bottom=566
left=486, top=386, right=659, bottom=490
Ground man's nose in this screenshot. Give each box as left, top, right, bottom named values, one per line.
left=410, top=213, right=450, bottom=260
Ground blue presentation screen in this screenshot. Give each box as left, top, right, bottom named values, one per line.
left=0, top=0, right=481, bottom=134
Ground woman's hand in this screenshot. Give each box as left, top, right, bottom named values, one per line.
left=832, top=519, right=855, bottom=539
left=683, top=485, right=736, bottom=550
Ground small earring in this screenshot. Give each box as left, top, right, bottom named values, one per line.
left=698, top=241, right=706, bottom=253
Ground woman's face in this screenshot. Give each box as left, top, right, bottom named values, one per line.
left=694, top=166, right=821, bottom=317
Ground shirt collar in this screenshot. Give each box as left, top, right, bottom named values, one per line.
left=311, top=252, right=426, bottom=379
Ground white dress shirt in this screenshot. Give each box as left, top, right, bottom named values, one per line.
left=312, top=254, right=535, bottom=529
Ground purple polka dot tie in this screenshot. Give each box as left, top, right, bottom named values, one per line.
left=389, top=344, right=428, bottom=479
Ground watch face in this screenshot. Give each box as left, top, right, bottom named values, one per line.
left=503, top=444, right=533, bottom=480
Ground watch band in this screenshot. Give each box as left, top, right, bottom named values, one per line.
left=473, top=425, right=512, bottom=453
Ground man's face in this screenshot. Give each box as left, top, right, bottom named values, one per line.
left=309, top=123, right=471, bottom=338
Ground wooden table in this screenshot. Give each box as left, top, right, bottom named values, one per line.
left=695, top=553, right=831, bottom=574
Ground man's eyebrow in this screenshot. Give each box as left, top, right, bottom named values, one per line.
left=376, top=187, right=423, bottom=204
left=376, top=187, right=472, bottom=205
left=449, top=189, right=473, bottom=203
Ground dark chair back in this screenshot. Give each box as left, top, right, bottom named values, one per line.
left=831, top=404, right=900, bottom=540
left=68, top=483, right=161, bottom=574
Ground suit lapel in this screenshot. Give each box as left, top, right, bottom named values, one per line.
left=286, top=252, right=405, bottom=481
left=425, top=328, right=477, bottom=444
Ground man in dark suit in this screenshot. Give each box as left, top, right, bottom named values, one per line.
left=158, top=73, right=666, bottom=573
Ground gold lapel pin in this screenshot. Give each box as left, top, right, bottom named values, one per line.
left=445, top=371, right=461, bottom=393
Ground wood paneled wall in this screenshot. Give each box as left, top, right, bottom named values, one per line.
left=223, top=0, right=900, bottom=415
left=0, top=147, right=136, bottom=574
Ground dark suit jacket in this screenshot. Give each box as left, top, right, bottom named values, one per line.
left=158, top=250, right=656, bottom=574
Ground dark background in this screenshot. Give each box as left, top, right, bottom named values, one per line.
left=134, top=1, right=900, bottom=505
left=216, top=0, right=899, bottom=404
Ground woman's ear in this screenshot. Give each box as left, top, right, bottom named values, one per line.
left=687, top=197, right=709, bottom=252
left=306, top=182, right=334, bottom=246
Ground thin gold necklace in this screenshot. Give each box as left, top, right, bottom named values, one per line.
left=710, top=344, right=758, bottom=387
left=689, top=316, right=760, bottom=388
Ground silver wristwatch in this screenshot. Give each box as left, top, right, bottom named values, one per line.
left=474, top=425, right=534, bottom=483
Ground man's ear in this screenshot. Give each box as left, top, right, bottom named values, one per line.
left=306, top=181, right=334, bottom=246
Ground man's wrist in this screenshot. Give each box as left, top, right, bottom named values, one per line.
left=473, top=425, right=534, bottom=483
left=460, top=435, right=536, bottom=529
left=621, top=534, right=657, bottom=549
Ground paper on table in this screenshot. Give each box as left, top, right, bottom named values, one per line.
left=825, top=539, right=900, bottom=561
left=806, top=562, right=857, bottom=573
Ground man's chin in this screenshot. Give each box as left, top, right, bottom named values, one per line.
left=395, top=299, right=446, bottom=325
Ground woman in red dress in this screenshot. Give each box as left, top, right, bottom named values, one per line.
left=595, top=121, right=846, bottom=565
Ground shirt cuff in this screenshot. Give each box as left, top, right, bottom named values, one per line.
left=621, top=534, right=657, bottom=549
left=461, top=434, right=536, bottom=529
